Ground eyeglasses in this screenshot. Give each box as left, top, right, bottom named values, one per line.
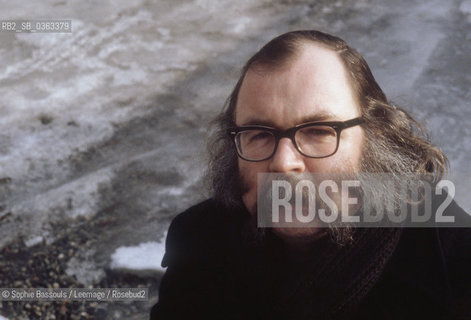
left=228, top=117, right=364, bottom=162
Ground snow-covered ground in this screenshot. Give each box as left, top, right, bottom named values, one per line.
left=110, top=239, right=167, bottom=273
left=0, top=0, right=470, bottom=318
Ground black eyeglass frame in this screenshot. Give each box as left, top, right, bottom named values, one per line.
left=227, top=117, right=364, bottom=162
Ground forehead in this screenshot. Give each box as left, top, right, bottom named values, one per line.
left=235, top=44, right=360, bottom=127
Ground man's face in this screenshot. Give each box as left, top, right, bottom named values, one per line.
left=235, top=44, right=365, bottom=242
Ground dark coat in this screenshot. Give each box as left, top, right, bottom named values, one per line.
left=151, top=197, right=471, bottom=319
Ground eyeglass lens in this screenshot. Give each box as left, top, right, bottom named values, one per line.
left=235, top=125, right=338, bottom=160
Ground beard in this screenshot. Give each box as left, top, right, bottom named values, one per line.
left=240, top=170, right=358, bottom=247
left=235, top=133, right=419, bottom=247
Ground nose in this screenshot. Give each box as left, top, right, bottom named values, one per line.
left=267, top=137, right=306, bottom=173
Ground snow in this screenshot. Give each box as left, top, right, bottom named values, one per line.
left=460, top=0, right=471, bottom=14
left=110, top=239, right=167, bottom=272
left=24, top=236, right=43, bottom=247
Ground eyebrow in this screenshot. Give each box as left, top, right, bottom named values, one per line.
left=239, top=112, right=338, bottom=127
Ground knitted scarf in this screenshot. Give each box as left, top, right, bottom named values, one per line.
left=235, top=220, right=403, bottom=319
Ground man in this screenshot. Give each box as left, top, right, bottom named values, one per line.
left=151, top=30, right=471, bottom=319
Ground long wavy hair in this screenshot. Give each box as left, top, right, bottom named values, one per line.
left=206, top=30, right=448, bottom=209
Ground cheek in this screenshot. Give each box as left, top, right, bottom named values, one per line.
left=335, top=128, right=365, bottom=170
left=239, top=160, right=265, bottom=214
left=347, top=128, right=365, bottom=169
left=304, top=158, right=335, bottom=172
left=238, top=160, right=263, bottom=188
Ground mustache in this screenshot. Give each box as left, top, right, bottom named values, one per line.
left=258, top=172, right=361, bottom=204
left=256, top=172, right=357, bottom=245
left=257, top=172, right=361, bottom=225
left=259, top=173, right=316, bottom=207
